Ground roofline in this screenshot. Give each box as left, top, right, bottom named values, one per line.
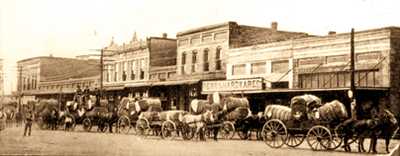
left=230, top=26, right=400, bottom=50
left=177, top=21, right=236, bottom=37
left=148, top=37, right=177, bottom=41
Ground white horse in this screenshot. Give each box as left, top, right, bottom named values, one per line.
left=180, top=110, right=215, bottom=140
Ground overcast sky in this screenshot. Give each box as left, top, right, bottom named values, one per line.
left=1, top=0, right=399, bottom=94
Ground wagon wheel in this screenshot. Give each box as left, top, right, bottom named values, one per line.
left=326, top=125, right=343, bottom=150
left=261, top=119, right=288, bottom=148
left=161, top=120, right=177, bottom=140
left=306, top=125, right=332, bottom=151
left=117, top=115, right=131, bottom=134
left=220, top=121, right=235, bottom=139
left=285, top=133, right=305, bottom=148
left=82, top=118, right=92, bottom=132
left=238, top=129, right=251, bottom=140
left=136, top=118, right=150, bottom=136
left=204, top=127, right=213, bottom=139
left=181, top=123, right=195, bottom=140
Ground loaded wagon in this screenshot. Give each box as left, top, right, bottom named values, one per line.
left=262, top=94, right=348, bottom=151
left=158, top=110, right=189, bottom=139
left=117, top=97, right=162, bottom=135
left=188, top=96, right=251, bottom=140
left=81, top=104, right=110, bottom=132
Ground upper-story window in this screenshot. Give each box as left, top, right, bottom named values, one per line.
left=214, top=31, right=227, bottom=40
left=203, top=49, right=209, bottom=72
left=192, top=50, right=198, bottom=73
left=251, top=62, right=266, bottom=75
left=182, top=52, right=186, bottom=65
left=272, top=60, right=289, bottom=73
left=131, top=60, right=136, bottom=80
left=216, top=47, right=222, bottom=70
left=140, top=59, right=145, bottom=80
left=232, top=64, right=246, bottom=75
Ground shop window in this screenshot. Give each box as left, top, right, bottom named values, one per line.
left=271, top=82, right=288, bottom=89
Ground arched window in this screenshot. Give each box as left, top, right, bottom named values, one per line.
left=216, top=47, right=222, bottom=70
left=192, top=50, right=197, bottom=73
left=203, top=48, right=209, bottom=71
left=182, top=52, right=186, bottom=64
left=181, top=52, right=186, bottom=74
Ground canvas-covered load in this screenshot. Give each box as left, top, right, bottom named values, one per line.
left=0, top=98, right=17, bottom=106
left=315, top=100, right=348, bottom=122
left=120, top=97, right=131, bottom=108
left=159, top=110, right=188, bottom=122
left=223, top=97, right=249, bottom=112
left=290, top=94, right=321, bottom=120
left=224, top=107, right=251, bottom=121
left=291, top=94, right=321, bottom=111
left=37, top=99, right=59, bottom=112
left=139, top=111, right=160, bottom=121
left=99, top=99, right=108, bottom=107
left=190, top=100, right=221, bottom=114
left=264, top=105, right=292, bottom=121
left=136, top=98, right=162, bottom=112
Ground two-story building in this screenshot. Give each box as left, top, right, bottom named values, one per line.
left=177, top=21, right=308, bottom=110
left=214, top=26, right=400, bottom=116
left=17, top=56, right=100, bottom=103
left=103, top=33, right=177, bottom=108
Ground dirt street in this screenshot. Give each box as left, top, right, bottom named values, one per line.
left=0, top=126, right=398, bottom=156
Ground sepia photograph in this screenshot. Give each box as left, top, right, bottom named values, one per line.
left=1, top=0, right=400, bottom=155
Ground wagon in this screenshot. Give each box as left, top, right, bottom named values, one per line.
left=82, top=106, right=110, bottom=132
left=189, top=97, right=250, bottom=140
left=116, top=98, right=162, bottom=135
left=158, top=110, right=190, bottom=140
left=261, top=94, right=347, bottom=151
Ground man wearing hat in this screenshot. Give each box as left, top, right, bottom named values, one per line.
left=24, top=110, right=33, bottom=136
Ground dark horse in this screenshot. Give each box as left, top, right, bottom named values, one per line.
left=339, top=109, right=398, bottom=153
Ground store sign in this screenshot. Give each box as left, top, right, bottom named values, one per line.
left=202, top=78, right=264, bottom=93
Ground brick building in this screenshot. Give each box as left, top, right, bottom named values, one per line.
left=102, top=33, right=177, bottom=107
left=176, top=21, right=308, bottom=110
left=210, top=26, right=400, bottom=116
left=17, top=56, right=100, bottom=103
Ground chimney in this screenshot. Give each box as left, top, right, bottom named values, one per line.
left=328, top=31, right=336, bottom=35
left=162, top=33, right=168, bottom=38
left=271, top=22, right=278, bottom=31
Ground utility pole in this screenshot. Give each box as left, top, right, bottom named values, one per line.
left=100, top=48, right=104, bottom=97
left=18, top=66, right=23, bottom=113
left=349, top=28, right=357, bottom=119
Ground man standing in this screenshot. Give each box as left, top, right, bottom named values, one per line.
left=24, top=110, right=33, bottom=136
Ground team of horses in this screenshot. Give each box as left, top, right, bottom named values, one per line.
left=2, top=92, right=399, bottom=154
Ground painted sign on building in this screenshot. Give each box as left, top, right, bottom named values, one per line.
left=202, top=78, right=264, bottom=93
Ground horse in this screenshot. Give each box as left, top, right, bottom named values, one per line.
left=180, top=110, right=215, bottom=141
left=338, top=109, right=398, bottom=153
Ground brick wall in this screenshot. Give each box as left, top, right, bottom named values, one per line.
left=389, top=28, right=400, bottom=117
left=149, top=38, right=177, bottom=67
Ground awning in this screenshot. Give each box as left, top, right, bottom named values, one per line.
left=124, top=82, right=151, bottom=88
left=151, top=79, right=200, bottom=86
left=201, top=87, right=389, bottom=95
left=104, top=86, right=125, bottom=91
